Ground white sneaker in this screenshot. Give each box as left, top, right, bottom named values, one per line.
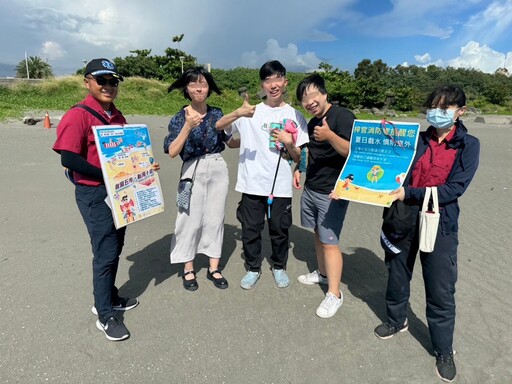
left=297, top=270, right=328, bottom=285
left=316, top=291, right=343, bottom=318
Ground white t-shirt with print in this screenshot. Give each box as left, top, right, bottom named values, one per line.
left=228, top=102, right=309, bottom=198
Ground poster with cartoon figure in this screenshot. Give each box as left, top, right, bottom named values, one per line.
left=333, top=120, right=420, bottom=207
left=93, top=124, right=164, bottom=228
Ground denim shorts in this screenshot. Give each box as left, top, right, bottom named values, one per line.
left=300, top=186, right=349, bottom=245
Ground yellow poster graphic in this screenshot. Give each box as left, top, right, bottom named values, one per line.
left=93, top=124, right=164, bottom=228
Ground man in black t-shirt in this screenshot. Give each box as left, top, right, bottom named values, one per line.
left=293, top=74, right=355, bottom=318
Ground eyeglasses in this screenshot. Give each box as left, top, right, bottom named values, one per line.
left=428, top=107, right=461, bottom=115
left=301, top=91, right=321, bottom=105
left=89, top=76, right=119, bottom=87
left=187, top=82, right=208, bottom=89
left=262, top=76, right=285, bottom=85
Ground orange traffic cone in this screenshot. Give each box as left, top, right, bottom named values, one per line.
left=43, top=111, right=51, bottom=129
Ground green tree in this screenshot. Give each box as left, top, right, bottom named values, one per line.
left=318, top=62, right=334, bottom=73
left=212, top=67, right=261, bottom=94
left=482, top=77, right=510, bottom=105
left=114, top=49, right=164, bottom=79
left=112, top=48, right=196, bottom=81
left=353, top=59, right=390, bottom=108
left=160, top=47, right=196, bottom=80
left=316, top=62, right=357, bottom=108
left=16, top=56, right=54, bottom=79
left=386, top=65, right=429, bottom=110
left=172, top=34, right=184, bottom=51
left=67, top=47, right=512, bottom=113
left=391, top=87, right=415, bottom=111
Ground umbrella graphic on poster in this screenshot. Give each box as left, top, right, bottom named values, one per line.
left=333, top=120, right=421, bottom=207
left=93, top=124, right=165, bottom=228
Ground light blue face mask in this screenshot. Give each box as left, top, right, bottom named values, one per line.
left=426, top=108, right=457, bottom=129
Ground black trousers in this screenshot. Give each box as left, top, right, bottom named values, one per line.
left=75, top=184, right=126, bottom=321
left=236, top=193, right=292, bottom=272
left=384, top=205, right=458, bottom=355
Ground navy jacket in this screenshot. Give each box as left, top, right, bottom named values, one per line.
left=403, top=120, right=480, bottom=234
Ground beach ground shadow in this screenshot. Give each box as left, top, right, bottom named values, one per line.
left=118, top=224, right=239, bottom=298
left=344, top=247, right=433, bottom=355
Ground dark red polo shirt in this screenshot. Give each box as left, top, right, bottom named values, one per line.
left=410, top=127, right=458, bottom=188
left=53, top=94, right=126, bottom=186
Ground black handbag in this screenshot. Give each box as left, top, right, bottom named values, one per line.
left=380, top=200, right=412, bottom=254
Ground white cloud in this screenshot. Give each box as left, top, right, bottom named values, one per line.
left=0, top=0, right=510, bottom=77
left=41, top=41, right=66, bottom=60
left=1, top=0, right=345, bottom=74
left=463, top=0, right=512, bottom=44
left=97, top=8, right=118, bottom=23
left=414, top=53, right=431, bottom=64
left=447, top=41, right=509, bottom=73
left=241, top=39, right=322, bottom=72
left=418, top=41, right=512, bottom=73
left=308, top=29, right=337, bottom=42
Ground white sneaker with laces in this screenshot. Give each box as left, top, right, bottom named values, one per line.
left=297, top=269, right=328, bottom=285
left=316, top=291, right=343, bottom=318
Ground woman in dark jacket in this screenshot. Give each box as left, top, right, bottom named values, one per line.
left=374, top=85, right=480, bottom=383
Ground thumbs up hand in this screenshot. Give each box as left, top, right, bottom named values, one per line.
left=313, top=117, right=333, bottom=142
left=184, top=107, right=203, bottom=131
left=237, top=93, right=256, bottom=118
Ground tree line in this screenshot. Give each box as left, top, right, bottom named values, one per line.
left=15, top=43, right=512, bottom=113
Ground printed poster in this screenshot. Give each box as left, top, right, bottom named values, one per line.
left=333, top=120, right=420, bottom=207
left=93, top=124, right=164, bottom=228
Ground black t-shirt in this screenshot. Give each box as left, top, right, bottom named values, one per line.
left=304, top=105, right=355, bottom=194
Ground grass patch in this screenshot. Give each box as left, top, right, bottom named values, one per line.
left=0, top=76, right=254, bottom=121
left=0, top=76, right=311, bottom=121
left=3, top=76, right=507, bottom=122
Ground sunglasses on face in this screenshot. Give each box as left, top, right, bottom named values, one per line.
left=90, top=76, right=119, bottom=87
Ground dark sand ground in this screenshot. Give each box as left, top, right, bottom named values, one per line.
left=0, top=113, right=510, bottom=383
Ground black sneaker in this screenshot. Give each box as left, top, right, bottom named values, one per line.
left=374, top=319, right=409, bottom=339
left=96, top=316, right=130, bottom=341
left=91, top=297, right=139, bottom=315
left=436, top=352, right=456, bottom=382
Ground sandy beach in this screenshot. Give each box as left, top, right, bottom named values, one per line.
left=0, top=113, right=511, bottom=384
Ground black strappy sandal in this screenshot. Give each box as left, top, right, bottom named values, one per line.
left=207, top=269, right=229, bottom=289
left=182, top=270, right=198, bottom=291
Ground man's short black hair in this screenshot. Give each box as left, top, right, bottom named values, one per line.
left=296, top=74, right=327, bottom=102
left=259, top=60, right=286, bottom=81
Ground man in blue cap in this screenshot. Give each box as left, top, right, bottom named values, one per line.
left=53, top=58, right=158, bottom=341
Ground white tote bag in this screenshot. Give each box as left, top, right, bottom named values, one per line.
left=419, top=187, right=440, bottom=253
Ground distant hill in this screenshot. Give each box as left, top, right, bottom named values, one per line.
left=0, top=62, right=16, bottom=78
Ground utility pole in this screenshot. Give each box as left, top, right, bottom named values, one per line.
left=179, top=56, right=185, bottom=74
left=25, top=51, right=30, bottom=79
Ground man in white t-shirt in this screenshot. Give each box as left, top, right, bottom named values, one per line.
left=217, top=60, right=308, bottom=289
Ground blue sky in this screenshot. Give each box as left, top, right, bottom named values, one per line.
left=0, top=0, right=511, bottom=77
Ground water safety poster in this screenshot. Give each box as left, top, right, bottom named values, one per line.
left=333, top=120, right=420, bottom=207
left=93, top=124, right=164, bottom=228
